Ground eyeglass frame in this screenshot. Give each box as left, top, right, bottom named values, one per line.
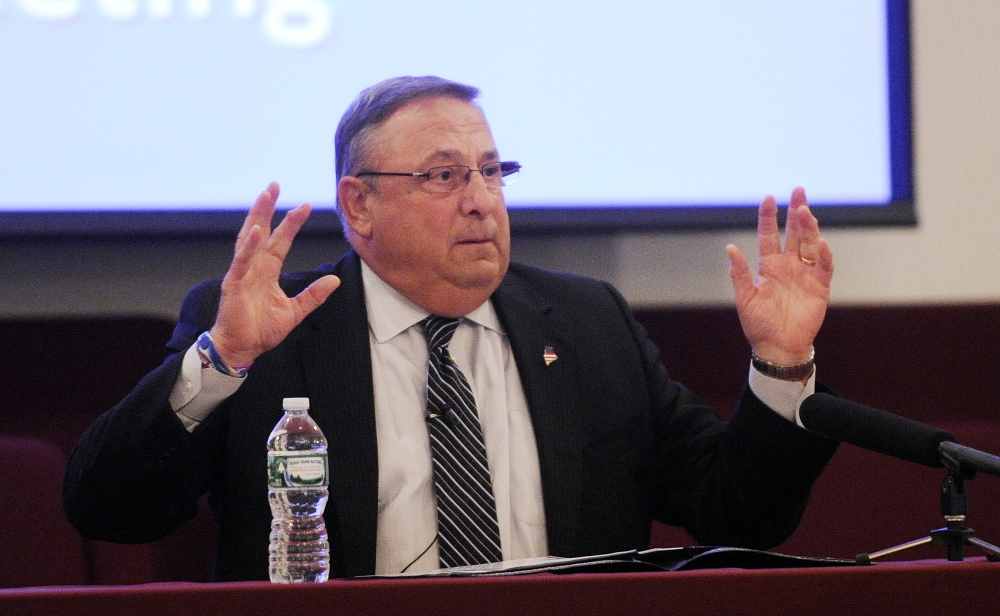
left=354, top=161, right=521, bottom=193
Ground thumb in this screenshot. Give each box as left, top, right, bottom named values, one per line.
left=291, top=275, right=341, bottom=320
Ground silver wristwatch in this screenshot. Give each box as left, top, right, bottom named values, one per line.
left=751, top=347, right=815, bottom=381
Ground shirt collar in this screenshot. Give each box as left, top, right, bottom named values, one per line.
left=360, top=259, right=503, bottom=344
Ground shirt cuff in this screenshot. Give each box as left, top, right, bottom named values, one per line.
left=169, top=343, right=245, bottom=432
left=747, top=363, right=816, bottom=429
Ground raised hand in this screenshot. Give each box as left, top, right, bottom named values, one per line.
left=726, top=187, right=834, bottom=367
left=209, top=182, right=341, bottom=368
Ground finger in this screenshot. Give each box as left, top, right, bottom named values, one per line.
left=757, top=195, right=781, bottom=257
left=227, top=224, right=262, bottom=281
left=815, top=237, right=835, bottom=283
left=789, top=186, right=808, bottom=208
left=784, top=187, right=809, bottom=255
left=229, top=183, right=280, bottom=279
left=726, top=244, right=755, bottom=309
left=291, top=275, right=341, bottom=320
left=237, top=182, right=280, bottom=246
left=790, top=201, right=823, bottom=265
left=269, top=201, right=312, bottom=263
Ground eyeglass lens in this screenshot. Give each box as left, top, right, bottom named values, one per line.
left=426, top=163, right=519, bottom=192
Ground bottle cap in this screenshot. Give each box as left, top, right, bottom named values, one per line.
left=282, top=397, right=310, bottom=411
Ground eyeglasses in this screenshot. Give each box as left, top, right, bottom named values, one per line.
left=355, top=161, right=521, bottom=193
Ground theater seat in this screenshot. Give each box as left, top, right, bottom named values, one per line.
left=0, top=317, right=216, bottom=585
left=0, top=436, right=89, bottom=588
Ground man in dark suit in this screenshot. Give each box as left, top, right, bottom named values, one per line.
left=65, top=76, right=838, bottom=581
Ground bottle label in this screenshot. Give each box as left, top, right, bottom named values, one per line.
left=268, top=451, right=329, bottom=488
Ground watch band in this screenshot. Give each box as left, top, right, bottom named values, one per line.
left=751, top=347, right=815, bottom=381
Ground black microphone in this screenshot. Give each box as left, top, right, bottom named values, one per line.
left=939, top=441, right=1000, bottom=478
left=799, top=393, right=955, bottom=468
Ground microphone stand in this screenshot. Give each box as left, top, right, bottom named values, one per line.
left=856, top=455, right=1000, bottom=565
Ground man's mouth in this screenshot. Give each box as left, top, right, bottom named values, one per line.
left=457, top=234, right=494, bottom=245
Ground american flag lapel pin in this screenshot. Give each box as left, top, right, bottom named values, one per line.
left=543, top=345, right=558, bottom=366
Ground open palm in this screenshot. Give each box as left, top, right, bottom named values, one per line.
left=727, top=187, right=834, bottom=367
left=209, top=183, right=341, bottom=368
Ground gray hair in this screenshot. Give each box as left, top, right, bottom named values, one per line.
left=335, top=76, right=480, bottom=182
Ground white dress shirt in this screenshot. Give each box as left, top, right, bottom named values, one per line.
left=360, top=262, right=547, bottom=573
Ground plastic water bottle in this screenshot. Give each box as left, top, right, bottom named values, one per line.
left=267, top=397, right=330, bottom=583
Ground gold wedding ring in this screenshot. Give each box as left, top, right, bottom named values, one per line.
left=799, top=255, right=818, bottom=266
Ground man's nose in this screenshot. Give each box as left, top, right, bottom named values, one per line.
left=458, top=170, right=501, bottom=216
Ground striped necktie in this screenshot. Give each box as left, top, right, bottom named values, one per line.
left=421, top=315, right=503, bottom=567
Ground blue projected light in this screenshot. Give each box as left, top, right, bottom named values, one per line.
left=0, top=0, right=913, bottom=234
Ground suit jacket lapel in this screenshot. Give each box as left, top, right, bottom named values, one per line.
left=492, top=273, right=585, bottom=557
left=299, top=251, right=379, bottom=577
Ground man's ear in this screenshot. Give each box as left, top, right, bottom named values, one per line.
left=337, top=176, right=374, bottom=239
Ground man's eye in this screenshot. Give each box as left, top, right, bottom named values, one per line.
left=481, top=164, right=500, bottom=179
left=430, top=169, right=453, bottom=182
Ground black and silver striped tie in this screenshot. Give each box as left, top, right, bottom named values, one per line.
left=421, top=315, right=503, bottom=567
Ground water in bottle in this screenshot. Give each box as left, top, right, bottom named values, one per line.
left=267, top=397, right=330, bottom=583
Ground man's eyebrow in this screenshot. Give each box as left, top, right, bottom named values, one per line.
left=422, top=149, right=500, bottom=166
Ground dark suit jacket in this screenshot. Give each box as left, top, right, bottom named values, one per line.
left=65, top=250, right=837, bottom=581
